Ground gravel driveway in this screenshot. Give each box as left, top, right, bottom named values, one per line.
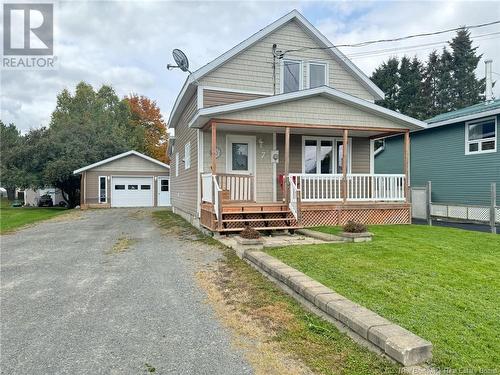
left=1, top=209, right=252, bottom=374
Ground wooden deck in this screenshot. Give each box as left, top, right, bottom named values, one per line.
left=200, top=201, right=411, bottom=233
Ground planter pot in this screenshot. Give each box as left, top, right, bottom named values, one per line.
left=340, top=232, right=373, bottom=242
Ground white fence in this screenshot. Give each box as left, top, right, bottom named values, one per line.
left=289, top=173, right=406, bottom=202
left=431, top=203, right=500, bottom=223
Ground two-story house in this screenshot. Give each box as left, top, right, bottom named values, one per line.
left=168, top=10, right=426, bottom=232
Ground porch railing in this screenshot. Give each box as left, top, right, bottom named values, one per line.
left=289, top=173, right=406, bottom=202
left=288, top=175, right=301, bottom=220
left=201, top=173, right=213, bottom=203
left=216, top=173, right=254, bottom=202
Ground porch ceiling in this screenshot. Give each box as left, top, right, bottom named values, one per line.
left=210, top=122, right=395, bottom=138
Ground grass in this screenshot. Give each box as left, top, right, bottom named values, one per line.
left=267, top=225, right=500, bottom=371
left=153, top=210, right=399, bottom=374
left=0, top=198, right=69, bottom=234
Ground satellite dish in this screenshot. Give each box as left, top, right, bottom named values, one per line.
left=167, top=49, right=190, bottom=73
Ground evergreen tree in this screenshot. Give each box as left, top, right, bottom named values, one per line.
left=397, top=56, right=425, bottom=119
left=422, top=50, right=441, bottom=118
left=449, top=28, right=484, bottom=110
left=436, top=47, right=454, bottom=113
left=371, top=57, right=399, bottom=111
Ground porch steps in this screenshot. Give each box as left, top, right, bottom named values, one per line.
left=218, top=202, right=301, bottom=233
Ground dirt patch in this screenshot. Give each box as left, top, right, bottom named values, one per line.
left=196, top=264, right=313, bottom=375
left=107, top=236, right=136, bottom=255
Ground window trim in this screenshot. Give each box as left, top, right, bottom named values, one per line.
left=175, top=152, right=179, bottom=176
left=184, top=142, right=191, bottom=170
left=226, top=134, right=256, bottom=175
left=306, top=61, right=329, bottom=89
left=98, top=176, right=107, bottom=203
left=302, top=136, right=352, bottom=174
left=465, top=116, right=497, bottom=155
left=280, top=59, right=303, bottom=94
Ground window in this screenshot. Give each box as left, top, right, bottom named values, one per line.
left=466, top=117, right=497, bottom=154
left=140, top=185, right=151, bottom=190
left=308, top=62, right=327, bottom=88
left=161, top=179, right=169, bottom=192
left=115, top=185, right=125, bottom=190
left=232, top=143, right=249, bottom=171
left=227, top=135, right=255, bottom=174
left=184, top=142, right=191, bottom=169
left=303, top=137, right=350, bottom=174
left=128, top=185, right=138, bottom=190
left=281, top=60, right=302, bottom=93
left=175, top=152, right=179, bottom=176
left=98, top=176, right=107, bottom=203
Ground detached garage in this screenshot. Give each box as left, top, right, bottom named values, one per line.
left=74, top=150, right=170, bottom=208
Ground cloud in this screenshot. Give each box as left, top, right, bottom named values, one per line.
left=1, top=1, right=499, bottom=132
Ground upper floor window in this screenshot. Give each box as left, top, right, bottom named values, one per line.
left=465, top=117, right=497, bottom=155
left=281, top=60, right=302, bottom=94
left=307, top=62, right=328, bottom=88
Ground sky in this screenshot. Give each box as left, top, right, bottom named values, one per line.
left=1, top=0, right=500, bottom=132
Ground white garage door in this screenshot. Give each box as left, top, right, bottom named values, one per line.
left=111, top=177, right=154, bottom=207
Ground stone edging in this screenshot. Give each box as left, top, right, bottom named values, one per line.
left=243, top=250, right=432, bottom=366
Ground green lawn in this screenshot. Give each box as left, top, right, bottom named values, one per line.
left=267, top=225, right=500, bottom=370
left=0, top=199, right=68, bottom=233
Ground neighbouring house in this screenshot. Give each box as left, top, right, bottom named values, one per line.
left=23, top=187, right=65, bottom=207
left=375, top=63, right=499, bottom=222
left=73, top=150, right=170, bottom=208
left=168, top=10, right=426, bottom=232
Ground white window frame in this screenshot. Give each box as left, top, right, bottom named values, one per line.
left=306, top=61, right=329, bottom=89
left=465, top=116, right=497, bottom=155
left=302, top=136, right=352, bottom=174
left=184, top=142, right=191, bottom=169
left=175, top=152, right=179, bottom=176
left=280, top=59, right=303, bottom=94
left=226, top=134, right=256, bottom=175
left=98, top=176, right=107, bottom=203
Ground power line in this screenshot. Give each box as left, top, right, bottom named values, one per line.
left=279, top=20, right=500, bottom=56
left=346, top=32, right=500, bottom=60
left=346, top=31, right=500, bottom=59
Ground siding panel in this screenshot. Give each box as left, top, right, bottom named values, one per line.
left=375, top=115, right=500, bottom=205
left=203, top=89, right=268, bottom=108
left=199, top=20, right=376, bottom=101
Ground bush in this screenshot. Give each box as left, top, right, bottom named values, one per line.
left=343, top=221, right=367, bottom=233
left=240, top=226, right=261, bottom=239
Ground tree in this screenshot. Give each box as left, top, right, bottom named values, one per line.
left=449, top=28, right=484, bottom=110
left=0, top=121, right=22, bottom=200
left=125, top=94, right=168, bottom=163
left=371, top=57, right=400, bottom=111
left=436, top=48, right=454, bottom=114
left=15, top=82, right=143, bottom=207
left=397, top=56, right=425, bottom=119
left=422, top=50, right=441, bottom=118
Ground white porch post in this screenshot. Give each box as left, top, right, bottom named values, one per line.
left=284, top=127, right=290, bottom=204
left=342, top=129, right=348, bottom=202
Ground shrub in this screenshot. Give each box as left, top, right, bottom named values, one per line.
left=240, top=226, right=261, bottom=239
left=343, top=221, right=367, bottom=233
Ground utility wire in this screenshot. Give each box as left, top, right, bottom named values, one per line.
left=346, top=31, right=500, bottom=59
left=279, top=20, right=500, bottom=56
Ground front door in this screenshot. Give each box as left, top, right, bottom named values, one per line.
left=157, top=176, right=170, bottom=206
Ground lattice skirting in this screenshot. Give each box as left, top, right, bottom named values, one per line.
left=301, top=207, right=411, bottom=226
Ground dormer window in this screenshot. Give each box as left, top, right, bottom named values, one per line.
left=307, top=61, right=328, bottom=88
left=281, top=59, right=302, bottom=93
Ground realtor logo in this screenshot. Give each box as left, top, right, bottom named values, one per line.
left=2, top=3, right=56, bottom=69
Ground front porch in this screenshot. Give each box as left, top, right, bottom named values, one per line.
left=199, top=118, right=411, bottom=233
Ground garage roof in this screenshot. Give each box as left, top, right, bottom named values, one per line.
left=73, top=150, right=169, bottom=174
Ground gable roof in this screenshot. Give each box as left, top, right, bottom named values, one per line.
left=73, top=150, right=169, bottom=174
left=426, top=99, right=500, bottom=128
left=168, top=9, right=385, bottom=128
left=189, top=86, right=426, bottom=130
